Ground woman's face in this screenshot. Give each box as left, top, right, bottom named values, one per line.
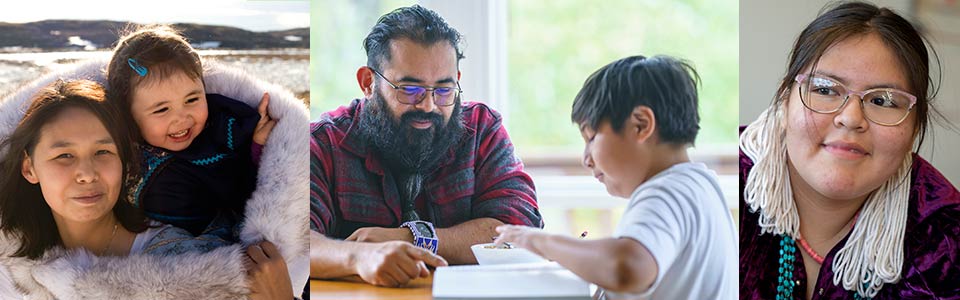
left=784, top=33, right=916, bottom=202
left=21, top=107, right=122, bottom=225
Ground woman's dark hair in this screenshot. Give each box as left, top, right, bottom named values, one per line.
left=106, top=24, right=204, bottom=141
left=775, top=1, right=942, bottom=149
left=572, top=55, right=701, bottom=145
left=0, top=79, right=148, bottom=259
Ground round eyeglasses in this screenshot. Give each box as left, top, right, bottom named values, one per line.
left=369, top=67, right=461, bottom=107
left=795, top=74, right=916, bottom=126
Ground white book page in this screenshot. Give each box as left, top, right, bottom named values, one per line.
left=432, top=262, right=592, bottom=299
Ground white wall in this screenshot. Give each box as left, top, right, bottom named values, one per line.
left=740, top=0, right=960, bottom=184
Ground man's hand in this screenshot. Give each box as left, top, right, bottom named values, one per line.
left=493, top=224, right=550, bottom=256
left=345, top=227, right=413, bottom=243
left=253, top=92, right=277, bottom=145
left=354, top=241, right=448, bottom=287
left=245, top=241, right=294, bottom=300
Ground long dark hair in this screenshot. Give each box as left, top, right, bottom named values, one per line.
left=0, top=79, right=148, bottom=259
left=774, top=1, right=942, bottom=149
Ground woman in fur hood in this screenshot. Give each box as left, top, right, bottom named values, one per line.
left=0, top=40, right=309, bottom=300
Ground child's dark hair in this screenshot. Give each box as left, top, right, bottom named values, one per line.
left=571, top=55, right=701, bottom=145
left=106, top=24, right=204, bottom=140
left=0, top=79, right=148, bottom=259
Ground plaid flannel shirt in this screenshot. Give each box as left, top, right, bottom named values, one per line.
left=310, top=99, right=543, bottom=238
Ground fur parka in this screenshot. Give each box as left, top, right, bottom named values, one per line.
left=0, top=59, right=309, bottom=299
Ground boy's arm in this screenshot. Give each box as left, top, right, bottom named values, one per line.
left=495, top=226, right=657, bottom=294
left=533, top=235, right=656, bottom=294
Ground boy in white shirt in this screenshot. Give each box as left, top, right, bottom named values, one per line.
left=494, top=55, right=737, bottom=299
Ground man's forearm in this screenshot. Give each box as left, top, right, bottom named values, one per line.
left=434, top=217, right=503, bottom=264
left=310, top=231, right=362, bottom=279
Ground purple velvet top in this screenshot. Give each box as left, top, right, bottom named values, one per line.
left=740, top=148, right=960, bottom=299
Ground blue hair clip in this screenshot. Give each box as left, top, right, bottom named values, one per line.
left=127, top=58, right=148, bottom=77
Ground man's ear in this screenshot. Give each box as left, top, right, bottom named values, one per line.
left=628, top=106, right=656, bottom=144
left=357, top=66, right=375, bottom=98
left=21, top=152, right=38, bottom=184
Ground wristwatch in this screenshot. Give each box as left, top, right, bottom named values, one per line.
left=401, top=220, right=439, bottom=254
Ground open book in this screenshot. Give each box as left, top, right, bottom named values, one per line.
left=432, top=262, right=594, bottom=300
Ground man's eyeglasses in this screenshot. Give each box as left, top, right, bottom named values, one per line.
left=795, top=73, right=916, bottom=126
left=369, top=67, right=462, bottom=107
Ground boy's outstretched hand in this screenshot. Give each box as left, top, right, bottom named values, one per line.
left=493, top=225, right=549, bottom=256
left=254, top=92, right=277, bottom=145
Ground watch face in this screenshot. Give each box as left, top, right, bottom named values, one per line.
left=414, top=223, right=434, bottom=238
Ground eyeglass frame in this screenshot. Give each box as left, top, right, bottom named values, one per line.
left=794, top=73, right=917, bottom=126
left=368, top=67, right=462, bottom=107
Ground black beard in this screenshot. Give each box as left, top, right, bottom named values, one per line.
left=355, top=90, right=465, bottom=177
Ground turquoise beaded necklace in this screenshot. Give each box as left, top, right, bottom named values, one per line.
left=776, top=235, right=868, bottom=299
left=776, top=235, right=798, bottom=299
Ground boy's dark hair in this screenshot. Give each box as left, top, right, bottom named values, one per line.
left=106, top=24, right=204, bottom=141
left=363, top=5, right=465, bottom=70
left=0, top=80, right=148, bottom=259
left=572, top=55, right=701, bottom=145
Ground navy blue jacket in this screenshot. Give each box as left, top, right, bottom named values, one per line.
left=134, top=94, right=259, bottom=236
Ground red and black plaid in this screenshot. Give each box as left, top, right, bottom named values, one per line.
left=311, top=99, right=543, bottom=238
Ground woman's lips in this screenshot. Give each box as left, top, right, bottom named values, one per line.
left=822, top=141, right=869, bottom=159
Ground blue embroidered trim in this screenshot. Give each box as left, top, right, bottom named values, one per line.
left=134, top=149, right=171, bottom=207
left=226, top=117, right=235, bottom=150
left=187, top=117, right=235, bottom=166
left=191, top=153, right=226, bottom=166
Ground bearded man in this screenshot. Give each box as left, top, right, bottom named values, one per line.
left=309, top=5, right=543, bottom=287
